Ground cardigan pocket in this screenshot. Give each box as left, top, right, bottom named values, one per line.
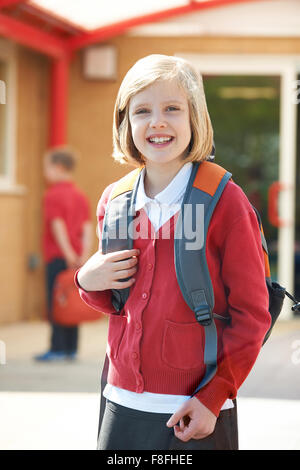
left=162, top=319, right=204, bottom=370
left=107, top=314, right=127, bottom=360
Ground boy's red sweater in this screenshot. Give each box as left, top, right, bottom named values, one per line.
left=75, top=179, right=271, bottom=417
left=43, top=181, right=90, bottom=263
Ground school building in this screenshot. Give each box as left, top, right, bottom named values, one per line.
left=0, top=0, right=299, bottom=324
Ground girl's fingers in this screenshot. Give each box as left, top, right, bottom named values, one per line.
left=108, top=249, right=140, bottom=261
left=111, top=256, right=138, bottom=271
left=113, top=268, right=137, bottom=280
left=166, top=406, right=187, bottom=428
left=173, top=420, right=196, bottom=443
left=179, top=418, right=185, bottom=432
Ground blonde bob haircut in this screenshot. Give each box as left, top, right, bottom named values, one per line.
left=112, top=54, right=213, bottom=166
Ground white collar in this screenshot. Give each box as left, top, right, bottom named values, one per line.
left=135, top=162, right=193, bottom=210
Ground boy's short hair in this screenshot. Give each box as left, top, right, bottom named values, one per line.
left=112, top=54, right=213, bottom=166
left=45, top=146, right=78, bottom=172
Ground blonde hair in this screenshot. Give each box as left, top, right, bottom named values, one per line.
left=112, top=54, right=213, bottom=166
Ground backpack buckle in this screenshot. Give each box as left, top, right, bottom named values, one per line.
left=194, top=305, right=212, bottom=326
left=292, top=301, right=300, bottom=312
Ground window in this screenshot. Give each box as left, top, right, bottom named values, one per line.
left=0, top=40, right=16, bottom=189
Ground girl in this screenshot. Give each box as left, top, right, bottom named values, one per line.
left=75, top=55, right=270, bottom=450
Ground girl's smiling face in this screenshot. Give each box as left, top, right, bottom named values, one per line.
left=128, top=79, right=191, bottom=167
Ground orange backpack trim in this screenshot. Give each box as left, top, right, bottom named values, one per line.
left=110, top=167, right=143, bottom=201
left=192, top=161, right=228, bottom=196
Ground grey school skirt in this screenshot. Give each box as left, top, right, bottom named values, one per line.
left=97, top=399, right=238, bottom=451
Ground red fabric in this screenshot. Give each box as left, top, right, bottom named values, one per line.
left=42, top=181, right=91, bottom=263
left=74, top=179, right=271, bottom=417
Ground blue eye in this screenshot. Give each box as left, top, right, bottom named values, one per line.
left=166, top=106, right=179, bottom=111
left=135, top=108, right=149, bottom=114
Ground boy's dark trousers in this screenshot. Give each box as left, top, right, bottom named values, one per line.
left=46, top=257, right=78, bottom=354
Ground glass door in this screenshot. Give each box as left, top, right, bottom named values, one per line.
left=203, top=74, right=281, bottom=280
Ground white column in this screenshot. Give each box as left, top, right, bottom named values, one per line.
left=278, top=65, right=298, bottom=319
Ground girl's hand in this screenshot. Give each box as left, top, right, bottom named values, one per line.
left=77, top=249, right=140, bottom=292
left=166, top=397, right=217, bottom=442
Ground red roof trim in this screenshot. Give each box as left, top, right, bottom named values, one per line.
left=0, top=11, right=67, bottom=58
left=0, top=0, right=27, bottom=8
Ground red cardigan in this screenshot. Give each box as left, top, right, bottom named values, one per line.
left=75, top=178, right=271, bottom=417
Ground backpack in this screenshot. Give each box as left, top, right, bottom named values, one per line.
left=53, top=269, right=104, bottom=326
left=101, top=160, right=300, bottom=395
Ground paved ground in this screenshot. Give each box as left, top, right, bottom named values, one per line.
left=0, top=317, right=300, bottom=450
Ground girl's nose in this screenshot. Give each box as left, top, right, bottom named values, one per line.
left=150, top=111, right=167, bottom=128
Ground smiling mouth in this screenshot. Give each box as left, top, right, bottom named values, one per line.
left=147, top=136, right=174, bottom=145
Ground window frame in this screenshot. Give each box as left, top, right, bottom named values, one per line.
left=0, top=39, right=19, bottom=192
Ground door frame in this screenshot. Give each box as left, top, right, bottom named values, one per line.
left=176, top=53, right=299, bottom=319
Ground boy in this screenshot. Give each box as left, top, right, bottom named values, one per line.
left=35, top=147, right=92, bottom=361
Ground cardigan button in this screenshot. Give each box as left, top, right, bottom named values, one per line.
left=148, top=263, right=153, bottom=271
left=142, top=292, right=148, bottom=300
left=132, top=352, right=138, bottom=359
left=135, top=322, right=142, bottom=330
left=136, top=378, right=143, bottom=388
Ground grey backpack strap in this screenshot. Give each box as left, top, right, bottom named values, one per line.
left=102, top=171, right=142, bottom=312
left=174, top=162, right=232, bottom=394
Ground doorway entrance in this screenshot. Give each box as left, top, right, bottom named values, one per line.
left=177, top=54, right=299, bottom=319
left=203, top=74, right=280, bottom=280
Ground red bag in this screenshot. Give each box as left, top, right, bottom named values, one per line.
left=52, top=269, right=103, bottom=326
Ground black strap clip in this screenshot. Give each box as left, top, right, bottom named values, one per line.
left=194, top=305, right=213, bottom=326
left=285, top=291, right=300, bottom=313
